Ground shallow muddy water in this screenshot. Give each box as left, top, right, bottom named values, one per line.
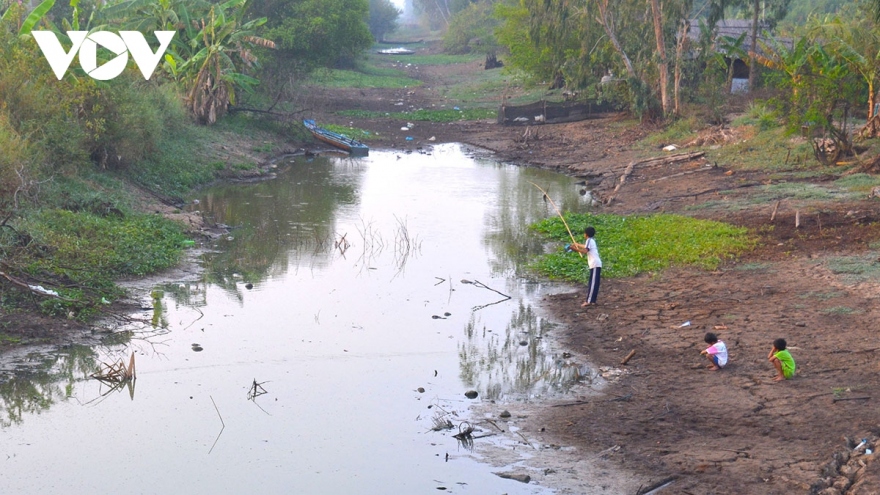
left=0, top=144, right=598, bottom=494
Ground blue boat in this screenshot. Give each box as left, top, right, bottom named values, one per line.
left=303, top=119, right=369, bottom=156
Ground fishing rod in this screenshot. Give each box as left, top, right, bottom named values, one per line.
left=529, top=181, right=583, bottom=258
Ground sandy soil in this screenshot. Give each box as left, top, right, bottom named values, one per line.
left=303, top=49, right=880, bottom=495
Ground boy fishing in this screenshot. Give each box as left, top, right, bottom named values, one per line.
left=568, top=226, right=602, bottom=307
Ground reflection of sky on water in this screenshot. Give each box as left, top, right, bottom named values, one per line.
left=0, top=144, right=597, bottom=493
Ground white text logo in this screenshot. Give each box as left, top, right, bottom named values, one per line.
left=32, top=31, right=175, bottom=81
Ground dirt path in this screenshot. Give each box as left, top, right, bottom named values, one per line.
left=307, top=50, right=880, bottom=494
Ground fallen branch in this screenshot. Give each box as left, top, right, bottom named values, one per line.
left=636, top=476, right=678, bottom=495
left=833, top=396, right=871, bottom=403
left=0, top=269, right=77, bottom=302
left=482, top=418, right=505, bottom=432
left=607, top=393, right=633, bottom=402
left=609, top=151, right=707, bottom=201
left=620, top=350, right=636, bottom=365
left=552, top=400, right=590, bottom=407
left=649, top=165, right=713, bottom=183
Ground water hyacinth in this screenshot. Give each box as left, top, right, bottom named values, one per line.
left=530, top=212, right=755, bottom=283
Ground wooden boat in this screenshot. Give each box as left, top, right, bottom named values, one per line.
left=303, top=119, right=369, bottom=156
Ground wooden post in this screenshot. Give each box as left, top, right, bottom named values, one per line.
left=795, top=210, right=800, bottom=228
left=770, top=201, right=780, bottom=222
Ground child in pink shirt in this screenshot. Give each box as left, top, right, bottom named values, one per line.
left=700, top=332, right=728, bottom=371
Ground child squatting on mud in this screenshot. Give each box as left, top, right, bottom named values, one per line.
left=768, top=338, right=796, bottom=382
left=700, top=332, right=728, bottom=371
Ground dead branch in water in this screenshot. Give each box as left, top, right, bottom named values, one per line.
left=453, top=421, right=475, bottom=439
left=335, top=232, right=350, bottom=254
left=209, top=395, right=226, bottom=454
left=247, top=379, right=269, bottom=401
left=461, top=279, right=512, bottom=311
left=462, top=279, right=510, bottom=299
left=92, top=353, right=136, bottom=383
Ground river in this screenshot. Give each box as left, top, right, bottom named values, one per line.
left=0, top=143, right=599, bottom=494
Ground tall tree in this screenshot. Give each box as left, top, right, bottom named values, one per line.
left=741, top=0, right=791, bottom=90
left=649, top=0, right=670, bottom=115
left=369, top=0, right=400, bottom=42
left=595, top=0, right=636, bottom=78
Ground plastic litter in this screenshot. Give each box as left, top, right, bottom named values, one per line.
left=405, top=136, right=414, bottom=141
left=29, top=285, right=59, bottom=297
left=678, top=321, right=691, bottom=327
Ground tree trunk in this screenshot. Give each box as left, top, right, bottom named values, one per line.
left=649, top=0, right=670, bottom=115
left=727, top=58, right=735, bottom=93
left=673, top=20, right=689, bottom=116
left=596, top=0, right=636, bottom=79
left=748, top=0, right=759, bottom=91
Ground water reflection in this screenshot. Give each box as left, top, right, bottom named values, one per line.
left=459, top=301, right=588, bottom=400
left=193, top=158, right=360, bottom=296
left=0, top=345, right=98, bottom=427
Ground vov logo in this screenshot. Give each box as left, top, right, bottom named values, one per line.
left=32, top=31, right=175, bottom=81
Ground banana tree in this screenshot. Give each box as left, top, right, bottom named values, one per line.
left=171, top=0, right=274, bottom=124
left=754, top=35, right=813, bottom=101
left=2, top=0, right=56, bottom=36
left=816, top=13, right=880, bottom=121
left=716, top=32, right=747, bottom=94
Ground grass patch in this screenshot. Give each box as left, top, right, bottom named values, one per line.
left=826, top=254, right=880, bottom=283
left=337, top=107, right=497, bottom=122
left=799, top=290, right=845, bottom=300
left=638, top=116, right=702, bottom=149
left=756, top=182, right=841, bottom=201
left=709, top=125, right=815, bottom=172
left=322, top=124, right=379, bottom=141
left=821, top=306, right=863, bottom=315
left=530, top=213, right=754, bottom=283
left=834, top=173, right=880, bottom=193
left=125, top=124, right=218, bottom=199
left=690, top=179, right=860, bottom=213
left=306, top=65, right=421, bottom=89
left=371, top=50, right=481, bottom=66
left=730, top=102, right=780, bottom=131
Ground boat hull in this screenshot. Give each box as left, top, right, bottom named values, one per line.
left=303, top=120, right=369, bottom=156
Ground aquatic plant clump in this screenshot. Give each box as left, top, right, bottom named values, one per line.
left=530, top=213, right=754, bottom=282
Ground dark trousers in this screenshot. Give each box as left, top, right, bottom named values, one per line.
left=586, top=267, right=601, bottom=304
